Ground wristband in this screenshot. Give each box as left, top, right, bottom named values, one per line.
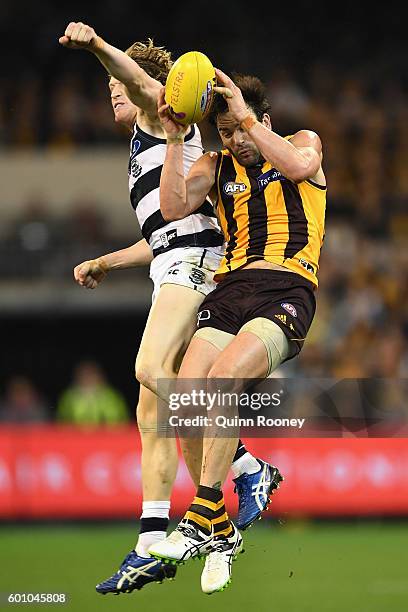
left=240, top=114, right=258, bottom=132
left=167, top=135, right=185, bottom=145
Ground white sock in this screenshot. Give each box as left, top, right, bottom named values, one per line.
left=135, top=500, right=170, bottom=558
left=231, top=452, right=260, bottom=478
left=140, top=500, right=171, bottom=519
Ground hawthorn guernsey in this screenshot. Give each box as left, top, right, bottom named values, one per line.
left=165, top=51, right=216, bottom=125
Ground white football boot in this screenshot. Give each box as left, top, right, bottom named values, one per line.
left=148, top=520, right=214, bottom=564
left=201, top=522, right=244, bottom=594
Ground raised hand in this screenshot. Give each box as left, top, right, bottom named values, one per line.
left=214, top=68, right=249, bottom=122
left=157, top=87, right=189, bottom=140
left=59, top=21, right=103, bottom=51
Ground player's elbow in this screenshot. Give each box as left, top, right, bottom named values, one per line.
left=286, top=159, right=315, bottom=183
left=285, top=159, right=318, bottom=183
left=290, top=152, right=321, bottom=183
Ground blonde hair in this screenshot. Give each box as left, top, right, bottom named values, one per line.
left=125, top=38, right=173, bottom=84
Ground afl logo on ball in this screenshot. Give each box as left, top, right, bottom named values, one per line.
left=281, top=303, right=297, bottom=317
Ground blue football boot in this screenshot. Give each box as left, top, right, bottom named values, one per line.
left=96, top=550, right=177, bottom=595
left=233, top=459, right=283, bottom=530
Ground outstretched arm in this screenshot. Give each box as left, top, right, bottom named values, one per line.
left=157, top=88, right=217, bottom=221
left=74, top=239, right=153, bottom=289
left=59, top=22, right=161, bottom=115
left=214, top=68, right=323, bottom=183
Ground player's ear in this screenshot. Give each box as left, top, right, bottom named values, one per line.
left=261, top=113, right=271, bottom=129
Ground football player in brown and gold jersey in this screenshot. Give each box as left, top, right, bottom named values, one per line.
left=151, top=70, right=326, bottom=592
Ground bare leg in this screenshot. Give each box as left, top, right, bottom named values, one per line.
left=200, top=331, right=269, bottom=489
left=137, top=384, right=178, bottom=500
left=135, top=284, right=204, bottom=396
left=135, top=283, right=206, bottom=487
left=176, top=336, right=222, bottom=486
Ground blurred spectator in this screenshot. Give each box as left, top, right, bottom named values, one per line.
left=57, top=361, right=129, bottom=425
left=63, top=195, right=108, bottom=245
left=0, top=376, right=49, bottom=423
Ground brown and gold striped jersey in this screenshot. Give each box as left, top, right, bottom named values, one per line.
left=213, top=147, right=326, bottom=286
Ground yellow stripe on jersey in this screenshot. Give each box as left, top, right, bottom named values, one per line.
left=213, top=146, right=326, bottom=286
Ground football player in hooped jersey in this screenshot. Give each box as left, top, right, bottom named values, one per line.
left=153, top=72, right=326, bottom=590
left=59, top=23, right=282, bottom=595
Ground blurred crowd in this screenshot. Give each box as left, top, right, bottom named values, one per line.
left=0, top=362, right=130, bottom=425
left=0, top=193, right=132, bottom=280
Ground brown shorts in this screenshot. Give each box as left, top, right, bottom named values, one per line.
left=197, top=269, right=316, bottom=361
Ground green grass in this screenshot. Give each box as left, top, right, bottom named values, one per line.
left=1, top=521, right=407, bottom=612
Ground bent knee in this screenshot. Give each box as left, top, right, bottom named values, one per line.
left=135, top=362, right=177, bottom=395
left=207, top=363, right=238, bottom=380
left=135, top=364, right=157, bottom=393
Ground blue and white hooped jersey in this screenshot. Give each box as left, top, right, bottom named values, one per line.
left=128, top=123, right=224, bottom=258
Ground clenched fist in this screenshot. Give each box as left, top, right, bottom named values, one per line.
left=73, top=258, right=109, bottom=289
left=59, top=22, right=103, bottom=51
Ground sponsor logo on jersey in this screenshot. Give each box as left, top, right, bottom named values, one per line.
left=223, top=182, right=247, bottom=195
left=197, top=309, right=211, bottom=325
left=275, top=313, right=287, bottom=325
left=299, top=258, right=315, bottom=274
left=257, top=168, right=284, bottom=190
left=129, top=138, right=142, bottom=179
left=189, top=267, right=206, bottom=285
left=160, top=229, right=177, bottom=249
left=281, top=303, right=298, bottom=317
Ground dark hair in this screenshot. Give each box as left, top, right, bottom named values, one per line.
left=209, top=73, right=271, bottom=125
left=125, top=39, right=173, bottom=85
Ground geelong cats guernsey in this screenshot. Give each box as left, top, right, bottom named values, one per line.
left=128, top=123, right=224, bottom=257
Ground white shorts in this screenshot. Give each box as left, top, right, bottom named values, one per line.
left=149, top=247, right=223, bottom=303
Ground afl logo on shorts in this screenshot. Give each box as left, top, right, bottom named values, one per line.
left=223, top=182, right=246, bottom=195
left=281, top=303, right=297, bottom=317
left=197, top=309, right=211, bottom=324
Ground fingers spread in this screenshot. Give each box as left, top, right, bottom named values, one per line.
left=215, top=68, right=230, bottom=83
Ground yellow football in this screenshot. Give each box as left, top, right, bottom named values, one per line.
left=165, top=51, right=216, bottom=126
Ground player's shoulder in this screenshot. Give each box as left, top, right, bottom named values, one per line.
left=288, top=130, right=322, bottom=151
